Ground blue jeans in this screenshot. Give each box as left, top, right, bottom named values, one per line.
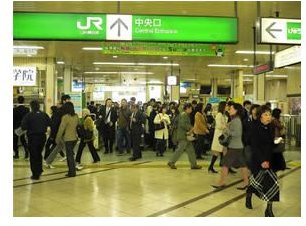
left=117, top=127, right=131, bottom=153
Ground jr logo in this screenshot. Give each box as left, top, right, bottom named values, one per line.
left=77, top=17, right=103, bottom=30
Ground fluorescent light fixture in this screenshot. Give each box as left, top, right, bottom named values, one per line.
left=93, top=62, right=179, bottom=66
left=13, top=46, right=44, bottom=49
left=266, top=75, right=288, bottom=78
left=243, top=79, right=253, bottom=82
left=84, top=71, right=154, bottom=75
left=243, top=74, right=254, bottom=77
left=235, top=50, right=275, bottom=55
left=163, top=56, right=168, bottom=59
left=56, top=61, right=65, bottom=64
left=184, top=79, right=196, bottom=81
left=82, top=47, right=102, bottom=50
left=113, top=55, right=118, bottom=58
left=207, top=64, right=253, bottom=68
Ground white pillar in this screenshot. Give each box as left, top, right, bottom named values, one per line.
left=171, top=85, right=180, bottom=102
left=257, top=73, right=265, bottom=103
left=45, top=58, right=56, bottom=114
left=211, top=78, right=218, bottom=97
left=64, top=66, right=72, bottom=93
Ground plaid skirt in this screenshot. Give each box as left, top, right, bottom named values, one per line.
left=248, top=169, right=280, bottom=202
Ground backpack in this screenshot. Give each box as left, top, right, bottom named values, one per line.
left=76, top=116, right=93, bottom=140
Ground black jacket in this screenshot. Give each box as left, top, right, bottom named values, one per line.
left=96, top=106, right=118, bottom=131
left=21, top=111, right=51, bottom=136
left=131, top=111, right=145, bottom=134
left=250, top=120, right=285, bottom=174
left=50, top=107, right=65, bottom=138
left=13, top=105, right=30, bottom=129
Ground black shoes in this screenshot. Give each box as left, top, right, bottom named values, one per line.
left=208, top=167, right=218, bottom=173
left=30, top=175, right=40, bottom=180
left=196, top=156, right=205, bottom=160
left=265, top=209, right=275, bottom=217
left=167, top=162, right=177, bottom=169
left=65, top=174, right=76, bottom=177
left=211, top=184, right=226, bottom=189
left=191, top=165, right=202, bottom=170
left=245, top=193, right=253, bottom=209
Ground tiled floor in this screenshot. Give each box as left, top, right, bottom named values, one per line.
left=13, top=145, right=301, bottom=217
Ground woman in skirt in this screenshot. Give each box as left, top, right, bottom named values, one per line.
left=246, top=105, right=286, bottom=217
left=211, top=103, right=249, bottom=189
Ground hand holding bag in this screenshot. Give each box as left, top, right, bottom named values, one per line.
left=154, top=114, right=165, bottom=131
left=218, top=133, right=231, bottom=147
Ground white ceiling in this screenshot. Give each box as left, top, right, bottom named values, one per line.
left=13, top=1, right=301, bottom=85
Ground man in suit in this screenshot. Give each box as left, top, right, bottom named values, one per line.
left=129, top=104, right=145, bottom=161
left=96, top=98, right=118, bottom=154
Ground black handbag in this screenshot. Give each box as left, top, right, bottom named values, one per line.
left=154, top=123, right=165, bottom=131
left=273, top=143, right=285, bottom=153
left=218, top=133, right=231, bottom=147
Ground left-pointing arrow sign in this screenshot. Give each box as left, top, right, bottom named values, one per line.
left=265, top=22, right=282, bottom=38
left=110, top=18, right=128, bottom=37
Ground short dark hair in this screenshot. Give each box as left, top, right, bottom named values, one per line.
left=204, top=103, right=212, bottom=113
left=243, top=100, right=252, bottom=107
left=62, top=102, right=75, bottom=116
left=159, top=104, right=168, bottom=113
left=265, top=102, right=272, bottom=107
left=50, top=105, right=58, bottom=114
left=227, top=101, right=235, bottom=107
left=218, top=101, right=227, bottom=113
left=30, top=100, right=40, bottom=112
left=250, top=104, right=260, bottom=115
left=272, top=108, right=282, bottom=120
left=256, top=105, right=271, bottom=119
left=17, top=96, right=25, bottom=104
left=191, top=100, right=197, bottom=105
left=183, top=103, right=193, bottom=110
left=170, top=106, right=180, bottom=115
left=61, top=94, right=71, bottom=103
left=90, top=101, right=95, bottom=105
left=195, top=103, right=204, bottom=113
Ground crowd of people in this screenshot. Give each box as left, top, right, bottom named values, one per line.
left=13, top=94, right=287, bottom=216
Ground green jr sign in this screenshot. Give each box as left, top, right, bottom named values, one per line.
left=14, top=12, right=238, bottom=43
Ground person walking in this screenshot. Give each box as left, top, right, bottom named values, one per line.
left=208, top=101, right=228, bottom=173
left=56, top=102, right=79, bottom=177
left=21, top=100, right=51, bottom=180
left=167, top=103, right=202, bottom=170
left=75, top=109, right=100, bottom=166
left=154, top=104, right=171, bottom=157
left=169, top=106, right=180, bottom=152
left=245, top=105, right=286, bottom=217
left=96, top=98, right=118, bottom=154
left=13, top=96, right=30, bottom=159
left=193, top=103, right=210, bottom=160
left=129, top=104, right=146, bottom=161
left=211, top=103, right=249, bottom=189
left=117, top=98, right=132, bottom=155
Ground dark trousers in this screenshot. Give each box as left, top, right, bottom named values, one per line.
left=131, top=131, right=142, bottom=158
left=65, top=140, right=77, bottom=176
left=76, top=139, right=100, bottom=163
left=13, top=133, right=28, bottom=157
left=195, top=134, right=206, bottom=157
left=149, top=129, right=156, bottom=150
left=117, top=127, right=131, bottom=153
left=28, top=134, right=46, bottom=178
left=102, top=124, right=115, bottom=153
left=44, top=137, right=65, bottom=160
left=156, top=138, right=166, bottom=155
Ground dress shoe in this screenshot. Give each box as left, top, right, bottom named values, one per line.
left=237, top=185, right=248, bottom=190
left=208, top=168, right=218, bottom=173
left=228, top=168, right=237, bottom=174
left=167, top=162, right=177, bottom=169
left=129, top=157, right=136, bottom=161
left=191, top=165, right=202, bottom=170
left=211, top=184, right=226, bottom=189
left=196, top=156, right=205, bottom=160
left=265, top=209, right=275, bottom=217
left=30, top=175, right=40, bottom=180
left=65, top=174, right=76, bottom=177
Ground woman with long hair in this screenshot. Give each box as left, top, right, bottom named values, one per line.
left=211, top=103, right=249, bottom=189
left=208, top=101, right=227, bottom=173
left=56, top=102, right=79, bottom=177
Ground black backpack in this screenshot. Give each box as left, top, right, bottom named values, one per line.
left=76, top=116, right=93, bottom=140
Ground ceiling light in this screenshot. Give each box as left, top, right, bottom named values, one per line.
left=163, top=56, right=168, bottom=59
left=82, top=47, right=102, bottom=50
left=243, top=58, right=249, bottom=62
left=56, top=61, right=65, bottom=64
left=113, top=55, right=118, bottom=58
left=93, top=62, right=179, bottom=66
left=266, top=75, right=288, bottom=78
left=207, top=64, right=253, bottom=68
left=27, top=54, right=32, bottom=57
left=13, top=46, right=44, bottom=49
left=235, top=50, right=275, bottom=55
left=84, top=71, right=154, bottom=75
left=243, top=74, right=254, bottom=77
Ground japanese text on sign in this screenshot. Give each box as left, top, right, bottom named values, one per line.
left=13, top=66, right=37, bottom=86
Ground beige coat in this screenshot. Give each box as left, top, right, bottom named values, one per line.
left=211, top=112, right=228, bottom=152
left=56, top=114, right=79, bottom=144
left=154, top=113, right=171, bottom=140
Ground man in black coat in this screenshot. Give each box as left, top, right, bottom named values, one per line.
left=13, top=96, right=30, bottom=159
left=96, top=98, right=118, bottom=154
left=129, top=104, right=146, bottom=161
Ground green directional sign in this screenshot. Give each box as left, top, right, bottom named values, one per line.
left=14, top=13, right=238, bottom=43
left=101, top=42, right=225, bottom=56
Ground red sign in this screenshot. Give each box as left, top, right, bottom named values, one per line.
left=253, top=61, right=273, bottom=75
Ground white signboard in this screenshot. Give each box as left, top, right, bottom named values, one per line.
left=67, top=92, right=82, bottom=118
left=13, top=66, right=37, bottom=86
left=106, top=15, right=132, bottom=40
left=274, top=46, right=301, bottom=68
left=260, top=18, right=301, bottom=44
left=167, top=75, right=178, bottom=86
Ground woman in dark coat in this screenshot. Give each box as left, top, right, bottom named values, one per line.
left=246, top=105, right=286, bottom=217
